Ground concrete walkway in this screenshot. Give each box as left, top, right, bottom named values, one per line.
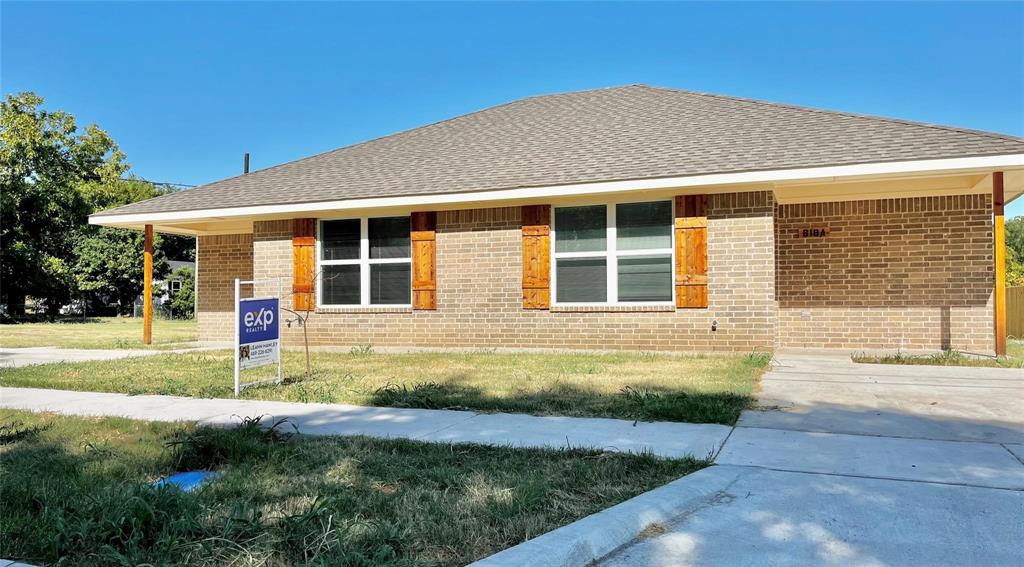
left=594, top=465, right=1023, bottom=567
left=0, top=347, right=167, bottom=368
left=574, top=353, right=1024, bottom=567
left=0, top=387, right=731, bottom=459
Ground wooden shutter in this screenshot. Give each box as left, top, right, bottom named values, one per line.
left=675, top=195, right=708, bottom=308
left=411, top=211, right=437, bottom=310
left=292, top=218, right=316, bottom=311
left=522, top=205, right=551, bottom=309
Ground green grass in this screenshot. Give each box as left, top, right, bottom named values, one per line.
left=0, top=317, right=197, bottom=349
left=0, top=409, right=706, bottom=566
left=0, top=350, right=770, bottom=424
left=852, top=339, right=1024, bottom=369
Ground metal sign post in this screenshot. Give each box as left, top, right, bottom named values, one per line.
left=234, top=278, right=284, bottom=396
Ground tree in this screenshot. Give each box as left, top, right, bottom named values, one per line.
left=168, top=267, right=195, bottom=319
left=1007, top=217, right=1024, bottom=261
left=2, top=92, right=196, bottom=318
left=1007, top=217, right=1024, bottom=288
left=73, top=228, right=169, bottom=315
left=1, top=92, right=127, bottom=316
left=78, top=177, right=196, bottom=261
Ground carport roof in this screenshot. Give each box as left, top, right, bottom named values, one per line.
left=93, top=84, right=1024, bottom=218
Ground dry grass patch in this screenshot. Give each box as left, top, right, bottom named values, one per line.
left=852, top=340, right=1024, bottom=369
left=0, top=317, right=197, bottom=349
left=0, top=410, right=706, bottom=566
left=0, top=349, right=770, bottom=424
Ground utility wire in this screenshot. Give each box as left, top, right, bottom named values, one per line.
left=123, top=177, right=197, bottom=188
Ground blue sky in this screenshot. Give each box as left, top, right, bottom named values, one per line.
left=3, top=1, right=1023, bottom=216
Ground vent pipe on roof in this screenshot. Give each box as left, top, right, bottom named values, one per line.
left=243, top=153, right=250, bottom=174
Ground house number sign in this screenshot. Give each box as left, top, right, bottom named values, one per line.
left=796, top=227, right=830, bottom=238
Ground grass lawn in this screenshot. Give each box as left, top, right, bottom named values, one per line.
left=852, top=339, right=1024, bottom=369
left=0, top=317, right=197, bottom=349
left=0, top=349, right=769, bottom=424
left=0, top=410, right=705, bottom=566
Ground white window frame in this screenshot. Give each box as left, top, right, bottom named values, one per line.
left=316, top=216, right=412, bottom=308
left=551, top=198, right=675, bottom=306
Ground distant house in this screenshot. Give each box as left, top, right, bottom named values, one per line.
left=133, top=260, right=194, bottom=315
left=163, top=260, right=194, bottom=298
left=90, top=85, right=1023, bottom=353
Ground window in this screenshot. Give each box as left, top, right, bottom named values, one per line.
left=169, top=280, right=182, bottom=294
left=318, top=216, right=411, bottom=306
left=552, top=200, right=673, bottom=304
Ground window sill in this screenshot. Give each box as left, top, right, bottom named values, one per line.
left=316, top=306, right=413, bottom=314
left=550, top=304, right=677, bottom=313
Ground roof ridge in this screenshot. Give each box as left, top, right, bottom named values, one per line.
left=635, top=84, right=1024, bottom=143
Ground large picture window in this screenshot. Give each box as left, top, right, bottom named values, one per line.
left=552, top=200, right=673, bottom=304
left=318, top=216, right=411, bottom=306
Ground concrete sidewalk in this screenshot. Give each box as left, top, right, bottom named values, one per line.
left=0, top=387, right=731, bottom=459
left=594, top=465, right=1024, bottom=567
left=0, top=347, right=166, bottom=368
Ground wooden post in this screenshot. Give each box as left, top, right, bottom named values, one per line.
left=993, top=172, right=1006, bottom=356
left=143, top=224, right=153, bottom=345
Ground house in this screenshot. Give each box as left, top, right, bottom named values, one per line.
left=89, top=85, right=1024, bottom=354
left=132, top=260, right=195, bottom=316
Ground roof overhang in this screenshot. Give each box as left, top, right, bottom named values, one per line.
left=90, top=154, right=1024, bottom=235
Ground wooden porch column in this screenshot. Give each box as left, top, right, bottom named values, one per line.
left=994, top=172, right=1006, bottom=356
left=143, top=224, right=153, bottom=345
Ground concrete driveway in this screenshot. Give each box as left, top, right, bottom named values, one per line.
left=741, top=351, right=1024, bottom=444
left=592, top=353, right=1024, bottom=567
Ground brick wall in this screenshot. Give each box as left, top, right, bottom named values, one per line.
left=776, top=195, right=993, bottom=352
left=196, top=233, right=253, bottom=342
left=204, top=191, right=778, bottom=352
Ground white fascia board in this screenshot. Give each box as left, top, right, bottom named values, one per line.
left=90, top=154, right=1024, bottom=227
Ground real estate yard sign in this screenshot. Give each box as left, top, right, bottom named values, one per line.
left=238, top=297, right=280, bottom=370
left=234, top=279, right=283, bottom=396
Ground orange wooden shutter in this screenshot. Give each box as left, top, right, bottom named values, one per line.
left=411, top=211, right=437, bottom=310
left=522, top=205, right=551, bottom=309
left=292, top=218, right=316, bottom=311
left=675, top=195, right=708, bottom=308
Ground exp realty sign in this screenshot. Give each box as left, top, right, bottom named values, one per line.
left=237, top=297, right=280, bottom=370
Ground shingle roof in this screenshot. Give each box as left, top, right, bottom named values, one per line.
left=95, top=85, right=1024, bottom=217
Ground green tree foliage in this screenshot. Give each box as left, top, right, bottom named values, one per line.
left=1006, top=217, right=1024, bottom=259
left=74, top=228, right=169, bottom=315
left=1, top=92, right=194, bottom=317
left=168, top=266, right=196, bottom=319
left=1, top=92, right=127, bottom=315
left=1006, top=217, right=1024, bottom=287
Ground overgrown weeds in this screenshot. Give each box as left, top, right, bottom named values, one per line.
left=166, top=415, right=297, bottom=470
left=619, top=385, right=751, bottom=424
left=373, top=381, right=450, bottom=410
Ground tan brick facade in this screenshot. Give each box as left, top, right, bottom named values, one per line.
left=776, top=195, right=994, bottom=352
left=196, top=233, right=253, bottom=342
left=198, top=192, right=777, bottom=351
left=195, top=191, right=995, bottom=353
